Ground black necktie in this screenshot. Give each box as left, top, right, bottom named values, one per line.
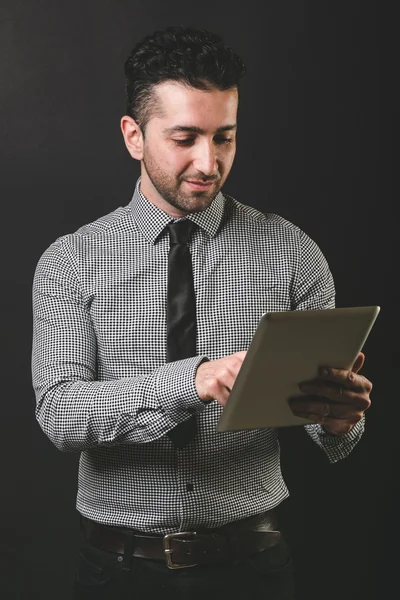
left=166, top=219, right=198, bottom=447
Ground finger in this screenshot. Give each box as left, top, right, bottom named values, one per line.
left=208, top=358, right=244, bottom=400
left=299, top=380, right=346, bottom=403
left=315, top=366, right=371, bottom=393
left=352, top=352, right=365, bottom=373
left=215, top=355, right=246, bottom=405
left=298, top=378, right=371, bottom=408
left=218, top=386, right=232, bottom=407
left=289, top=396, right=364, bottom=422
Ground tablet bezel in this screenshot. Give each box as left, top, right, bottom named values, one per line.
left=216, top=305, right=380, bottom=432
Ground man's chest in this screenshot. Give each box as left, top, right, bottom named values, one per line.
left=87, top=239, right=292, bottom=372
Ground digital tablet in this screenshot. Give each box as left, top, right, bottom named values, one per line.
left=216, top=305, right=380, bottom=432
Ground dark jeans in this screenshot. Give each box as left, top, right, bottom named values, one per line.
left=73, top=529, right=295, bottom=600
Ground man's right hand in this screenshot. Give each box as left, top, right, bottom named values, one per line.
left=195, top=351, right=247, bottom=406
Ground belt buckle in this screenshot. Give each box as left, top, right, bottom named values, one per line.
left=163, top=531, right=198, bottom=569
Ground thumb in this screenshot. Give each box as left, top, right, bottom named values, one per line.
left=352, top=352, right=365, bottom=373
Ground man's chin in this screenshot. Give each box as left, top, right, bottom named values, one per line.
left=174, top=196, right=214, bottom=214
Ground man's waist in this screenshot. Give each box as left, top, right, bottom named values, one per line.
left=80, top=509, right=281, bottom=569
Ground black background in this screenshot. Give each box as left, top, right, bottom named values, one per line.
left=1, top=1, right=397, bottom=598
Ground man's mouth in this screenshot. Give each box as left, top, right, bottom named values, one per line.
left=184, top=180, right=215, bottom=190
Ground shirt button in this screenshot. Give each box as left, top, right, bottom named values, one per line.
left=186, top=482, right=194, bottom=492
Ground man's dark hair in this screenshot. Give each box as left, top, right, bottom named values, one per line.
left=124, top=25, right=247, bottom=135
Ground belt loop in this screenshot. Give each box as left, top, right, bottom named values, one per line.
left=121, top=532, right=135, bottom=571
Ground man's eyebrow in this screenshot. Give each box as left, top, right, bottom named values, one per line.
left=163, top=124, right=237, bottom=135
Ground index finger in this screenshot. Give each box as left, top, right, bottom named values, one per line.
left=318, top=366, right=369, bottom=392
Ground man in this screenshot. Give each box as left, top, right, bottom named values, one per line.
left=31, top=25, right=372, bottom=599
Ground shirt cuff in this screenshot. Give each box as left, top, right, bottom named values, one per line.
left=155, top=355, right=210, bottom=424
left=304, top=415, right=365, bottom=463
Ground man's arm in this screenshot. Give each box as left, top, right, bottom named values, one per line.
left=32, top=239, right=208, bottom=452
left=291, top=230, right=369, bottom=462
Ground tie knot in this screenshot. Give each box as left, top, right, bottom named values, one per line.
left=167, top=220, right=197, bottom=245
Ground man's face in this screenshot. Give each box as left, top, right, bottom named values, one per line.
left=139, top=81, right=238, bottom=217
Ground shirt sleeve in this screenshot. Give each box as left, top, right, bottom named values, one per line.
left=304, top=417, right=365, bottom=463
left=291, top=228, right=336, bottom=311
left=31, top=239, right=208, bottom=452
left=292, top=228, right=366, bottom=460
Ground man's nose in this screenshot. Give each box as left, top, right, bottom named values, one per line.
left=192, top=141, right=218, bottom=176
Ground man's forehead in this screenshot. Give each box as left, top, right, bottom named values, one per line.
left=153, top=81, right=238, bottom=108
left=152, top=82, right=238, bottom=134
left=154, top=79, right=237, bottom=95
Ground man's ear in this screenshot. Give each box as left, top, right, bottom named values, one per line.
left=120, top=116, right=144, bottom=160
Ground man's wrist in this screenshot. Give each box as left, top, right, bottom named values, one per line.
left=322, top=422, right=355, bottom=436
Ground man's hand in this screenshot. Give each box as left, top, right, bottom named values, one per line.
left=288, top=352, right=372, bottom=435
left=195, top=351, right=247, bottom=406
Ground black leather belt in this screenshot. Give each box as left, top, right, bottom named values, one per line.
left=81, top=510, right=281, bottom=569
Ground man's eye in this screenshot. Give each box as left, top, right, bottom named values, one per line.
left=215, top=137, right=233, bottom=144
left=173, top=138, right=233, bottom=146
left=173, top=139, right=195, bottom=146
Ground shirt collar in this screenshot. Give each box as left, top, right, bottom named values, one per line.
left=128, top=177, right=225, bottom=244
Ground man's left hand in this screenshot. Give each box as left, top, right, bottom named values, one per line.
left=288, top=352, right=372, bottom=435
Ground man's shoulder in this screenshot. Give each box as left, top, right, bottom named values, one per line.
left=36, top=203, right=134, bottom=268
left=222, top=192, right=302, bottom=234
left=50, top=203, right=134, bottom=253
left=67, top=204, right=132, bottom=239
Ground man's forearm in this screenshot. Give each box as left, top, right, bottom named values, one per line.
left=33, top=355, right=208, bottom=452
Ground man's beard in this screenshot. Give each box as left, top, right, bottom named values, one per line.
left=142, top=154, right=220, bottom=214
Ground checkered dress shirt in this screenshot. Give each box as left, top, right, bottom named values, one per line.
left=32, top=177, right=365, bottom=534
